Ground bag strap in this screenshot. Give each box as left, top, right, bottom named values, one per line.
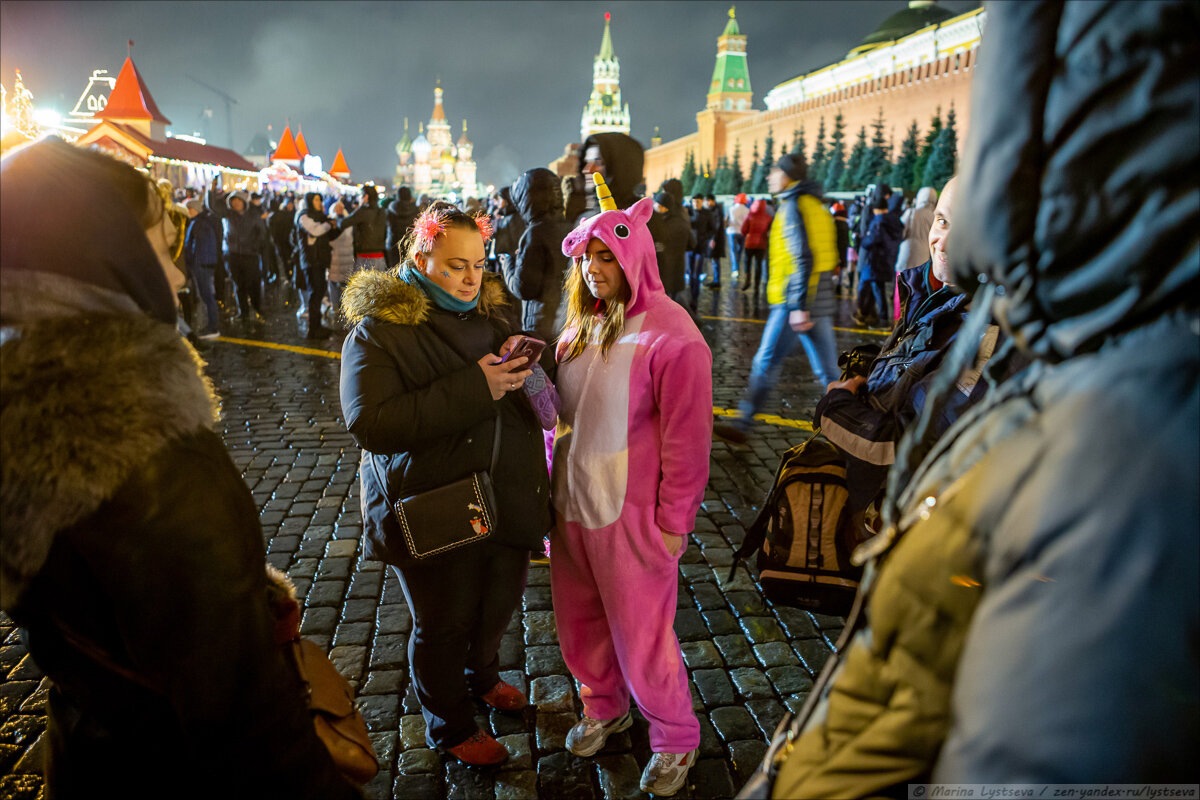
left=728, top=426, right=822, bottom=582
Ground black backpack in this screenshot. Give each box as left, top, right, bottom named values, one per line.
left=730, top=432, right=862, bottom=616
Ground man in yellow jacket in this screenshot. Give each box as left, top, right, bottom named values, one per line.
left=716, top=152, right=839, bottom=443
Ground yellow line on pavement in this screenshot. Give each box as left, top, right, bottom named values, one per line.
left=217, top=337, right=815, bottom=432
left=215, top=336, right=341, bottom=359
left=699, top=314, right=887, bottom=336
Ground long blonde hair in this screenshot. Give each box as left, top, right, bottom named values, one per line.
left=558, top=256, right=631, bottom=363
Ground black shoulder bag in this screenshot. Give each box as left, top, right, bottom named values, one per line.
left=367, top=320, right=502, bottom=559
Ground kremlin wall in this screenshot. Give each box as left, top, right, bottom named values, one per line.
left=642, top=1, right=984, bottom=192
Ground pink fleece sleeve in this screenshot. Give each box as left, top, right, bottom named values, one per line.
left=651, top=336, right=713, bottom=534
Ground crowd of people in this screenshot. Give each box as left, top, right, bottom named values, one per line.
left=0, top=1, right=1196, bottom=797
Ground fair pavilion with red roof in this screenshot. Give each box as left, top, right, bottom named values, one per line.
left=74, top=55, right=259, bottom=189
left=329, top=148, right=350, bottom=181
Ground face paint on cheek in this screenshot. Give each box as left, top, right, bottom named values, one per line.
left=441, top=270, right=451, bottom=278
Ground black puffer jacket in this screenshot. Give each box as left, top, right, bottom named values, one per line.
left=492, top=186, right=525, bottom=273
left=647, top=178, right=693, bottom=297
left=338, top=269, right=552, bottom=565
left=508, top=168, right=569, bottom=302
left=341, top=200, right=387, bottom=256
left=207, top=188, right=266, bottom=256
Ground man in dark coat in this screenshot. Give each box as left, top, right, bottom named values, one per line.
left=573, top=132, right=645, bottom=226
left=340, top=184, right=388, bottom=272
left=268, top=195, right=297, bottom=288
left=766, top=2, right=1198, bottom=794
left=704, top=194, right=726, bottom=287
left=686, top=194, right=719, bottom=309
left=854, top=185, right=903, bottom=328
left=491, top=186, right=525, bottom=276
left=184, top=198, right=223, bottom=339
left=385, top=187, right=419, bottom=270
left=645, top=178, right=694, bottom=309
left=207, top=177, right=267, bottom=322
left=0, top=138, right=359, bottom=800
left=507, top=168, right=570, bottom=341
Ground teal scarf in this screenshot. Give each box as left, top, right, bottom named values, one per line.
left=402, top=266, right=479, bottom=313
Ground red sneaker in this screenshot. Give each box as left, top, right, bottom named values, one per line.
left=447, top=729, right=508, bottom=766
left=479, top=680, right=528, bottom=712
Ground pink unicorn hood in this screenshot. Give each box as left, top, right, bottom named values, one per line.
left=562, top=196, right=664, bottom=316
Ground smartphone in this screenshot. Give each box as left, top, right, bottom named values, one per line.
left=498, top=336, right=546, bottom=367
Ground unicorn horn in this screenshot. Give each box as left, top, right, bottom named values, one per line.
left=593, top=172, right=618, bottom=212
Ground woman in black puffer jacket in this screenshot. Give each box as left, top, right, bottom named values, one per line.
left=339, top=202, right=552, bottom=767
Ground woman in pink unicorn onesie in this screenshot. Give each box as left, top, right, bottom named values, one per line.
left=551, top=175, right=713, bottom=798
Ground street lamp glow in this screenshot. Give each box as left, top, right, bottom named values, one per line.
left=33, top=108, right=61, bottom=128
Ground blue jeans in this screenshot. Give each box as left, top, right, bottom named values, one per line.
left=685, top=251, right=707, bottom=307
left=726, top=232, right=744, bottom=277
left=193, top=264, right=219, bottom=334
left=738, top=304, right=839, bottom=423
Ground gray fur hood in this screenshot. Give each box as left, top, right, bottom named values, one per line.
left=1, top=313, right=220, bottom=608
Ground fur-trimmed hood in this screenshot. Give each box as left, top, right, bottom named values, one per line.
left=1, top=314, right=220, bottom=609
left=340, top=265, right=509, bottom=327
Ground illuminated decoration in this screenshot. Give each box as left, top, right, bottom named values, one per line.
left=9, top=70, right=38, bottom=140
left=70, top=69, right=117, bottom=123
left=301, top=153, right=323, bottom=176
left=580, top=12, right=631, bottom=141
left=395, top=83, right=482, bottom=199
left=73, top=52, right=259, bottom=190
left=329, top=148, right=351, bottom=179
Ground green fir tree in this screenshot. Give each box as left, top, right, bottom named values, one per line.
left=840, top=126, right=868, bottom=191
left=752, top=128, right=775, bottom=193
left=791, top=125, right=806, bottom=160
left=713, top=155, right=736, bottom=195
left=856, top=108, right=891, bottom=189
left=824, top=112, right=847, bottom=192
left=743, top=141, right=760, bottom=193
left=680, top=151, right=697, bottom=196
left=693, top=161, right=714, bottom=196
left=922, top=104, right=958, bottom=192
left=731, top=141, right=746, bottom=193
left=890, top=120, right=920, bottom=195
left=912, top=108, right=943, bottom=190
left=810, top=116, right=828, bottom=186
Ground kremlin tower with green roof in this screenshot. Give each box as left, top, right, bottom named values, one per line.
left=580, top=12, right=631, bottom=141
left=707, top=6, right=753, bottom=112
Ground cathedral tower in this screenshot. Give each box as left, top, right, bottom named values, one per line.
left=580, top=12, right=631, bottom=141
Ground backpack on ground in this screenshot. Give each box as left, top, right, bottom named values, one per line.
left=730, top=431, right=862, bottom=616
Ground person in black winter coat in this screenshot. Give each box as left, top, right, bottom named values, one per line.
left=704, top=194, right=726, bottom=286
left=647, top=179, right=693, bottom=304
left=269, top=196, right=298, bottom=288
left=340, top=184, right=388, bottom=272
left=507, top=168, right=570, bottom=341
left=0, top=138, right=359, bottom=800
left=573, top=132, right=645, bottom=226
left=491, top=186, right=525, bottom=276
left=207, top=177, right=267, bottom=321
left=339, top=202, right=552, bottom=767
left=854, top=187, right=903, bottom=328
left=386, top=187, right=419, bottom=270
left=296, top=192, right=338, bottom=339
left=184, top=198, right=223, bottom=338
left=686, top=195, right=719, bottom=308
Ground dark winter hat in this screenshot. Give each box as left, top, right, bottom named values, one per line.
left=654, top=191, right=671, bottom=207
left=774, top=152, right=807, bottom=182
left=0, top=137, right=176, bottom=326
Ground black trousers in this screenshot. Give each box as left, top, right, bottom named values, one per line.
left=227, top=253, right=263, bottom=316
left=390, top=540, right=528, bottom=749
left=305, top=262, right=327, bottom=329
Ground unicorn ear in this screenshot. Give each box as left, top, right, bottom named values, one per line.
left=628, top=196, right=655, bottom=227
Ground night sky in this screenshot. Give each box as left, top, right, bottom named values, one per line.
left=1, top=0, right=978, bottom=187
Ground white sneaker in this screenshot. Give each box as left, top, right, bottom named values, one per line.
left=564, top=710, right=633, bottom=757
left=639, top=748, right=698, bottom=797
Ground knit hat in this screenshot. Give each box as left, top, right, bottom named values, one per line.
left=735, top=193, right=748, bottom=204
left=653, top=191, right=671, bottom=207
left=185, top=198, right=203, bottom=214
left=774, top=152, right=807, bottom=182
left=228, top=189, right=250, bottom=206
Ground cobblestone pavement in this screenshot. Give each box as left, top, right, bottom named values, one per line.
left=0, top=276, right=885, bottom=799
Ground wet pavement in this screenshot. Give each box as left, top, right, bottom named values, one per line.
left=0, top=274, right=885, bottom=799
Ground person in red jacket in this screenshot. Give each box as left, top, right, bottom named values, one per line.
left=740, top=198, right=773, bottom=300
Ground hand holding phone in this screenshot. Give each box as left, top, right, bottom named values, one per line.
left=498, top=335, right=547, bottom=367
